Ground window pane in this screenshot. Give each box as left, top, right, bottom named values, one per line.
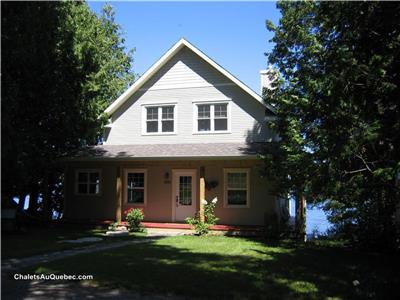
left=179, top=176, right=192, bottom=205
left=227, top=190, right=247, bottom=205
left=78, top=183, right=87, bottom=194
left=147, top=121, right=158, bottom=133
left=227, top=173, right=247, bottom=189
left=128, top=173, right=144, bottom=188
left=214, top=104, right=227, bottom=118
left=162, top=106, right=174, bottom=120
left=89, top=172, right=99, bottom=183
left=162, top=120, right=174, bottom=132
left=146, top=107, right=158, bottom=120
left=215, top=119, right=227, bottom=131
left=128, top=189, right=144, bottom=203
left=198, top=104, right=210, bottom=118
left=198, top=119, right=210, bottom=131
left=89, top=184, right=99, bottom=194
left=78, top=172, right=88, bottom=183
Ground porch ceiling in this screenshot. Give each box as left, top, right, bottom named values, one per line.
left=66, top=143, right=269, bottom=161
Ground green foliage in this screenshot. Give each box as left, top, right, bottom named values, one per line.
left=186, top=217, right=211, bottom=236
left=1, top=1, right=134, bottom=216
left=125, top=208, right=144, bottom=232
left=264, top=1, right=400, bottom=249
left=186, top=200, right=219, bottom=235
left=108, top=222, right=119, bottom=231
left=204, top=200, right=219, bottom=225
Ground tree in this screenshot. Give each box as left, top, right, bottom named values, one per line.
left=1, top=1, right=134, bottom=218
left=263, top=1, right=400, bottom=249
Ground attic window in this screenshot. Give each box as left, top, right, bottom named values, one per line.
left=194, top=102, right=230, bottom=133
left=143, top=104, right=176, bottom=135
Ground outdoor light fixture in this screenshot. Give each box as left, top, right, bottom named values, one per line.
left=164, top=172, right=170, bottom=180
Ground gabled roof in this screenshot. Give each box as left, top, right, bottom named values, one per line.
left=104, top=38, right=275, bottom=116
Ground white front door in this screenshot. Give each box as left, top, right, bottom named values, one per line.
left=173, top=170, right=197, bottom=222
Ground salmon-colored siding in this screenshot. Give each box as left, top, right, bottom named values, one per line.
left=64, top=160, right=277, bottom=226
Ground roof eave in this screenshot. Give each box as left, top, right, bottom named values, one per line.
left=62, top=155, right=260, bottom=162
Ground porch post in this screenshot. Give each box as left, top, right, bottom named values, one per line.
left=116, top=166, right=122, bottom=223
left=199, top=166, right=205, bottom=222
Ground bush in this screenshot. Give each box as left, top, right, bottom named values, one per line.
left=125, top=208, right=144, bottom=232
left=186, top=198, right=219, bottom=236
left=108, top=222, right=118, bottom=231
left=186, top=215, right=211, bottom=235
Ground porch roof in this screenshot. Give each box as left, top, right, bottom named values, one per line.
left=67, top=143, right=268, bottom=161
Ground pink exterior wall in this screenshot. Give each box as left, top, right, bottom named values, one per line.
left=65, top=159, right=277, bottom=226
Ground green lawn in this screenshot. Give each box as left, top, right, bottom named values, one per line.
left=27, top=236, right=399, bottom=300
left=2, top=226, right=145, bottom=259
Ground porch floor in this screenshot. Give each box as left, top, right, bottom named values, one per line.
left=123, top=221, right=264, bottom=232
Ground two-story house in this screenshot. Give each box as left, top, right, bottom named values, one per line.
left=64, top=38, right=281, bottom=226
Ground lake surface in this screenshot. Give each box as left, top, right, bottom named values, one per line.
left=289, top=199, right=331, bottom=234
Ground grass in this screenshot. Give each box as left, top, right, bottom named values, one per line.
left=2, top=226, right=146, bottom=259
left=25, top=235, right=399, bottom=300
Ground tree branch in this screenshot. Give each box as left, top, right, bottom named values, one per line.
left=344, top=168, right=368, bottom=175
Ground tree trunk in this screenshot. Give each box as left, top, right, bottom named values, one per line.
left=295, top=192, right=307, bottom=242
left=41, top=172, right=53, bottom=220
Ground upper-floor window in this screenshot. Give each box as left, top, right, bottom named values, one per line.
left=142, top=104, right=176, bottom=135
left=194, top=102, right=230, bottom=133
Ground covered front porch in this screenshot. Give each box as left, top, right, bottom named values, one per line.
left=65, top=143, right=276, bottom=226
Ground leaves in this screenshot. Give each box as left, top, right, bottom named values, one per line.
left=264, top=1, right=400, bottom=249
left=1, top=2, right=134, bottom=213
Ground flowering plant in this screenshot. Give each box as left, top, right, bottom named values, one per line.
left=186, top=197, right=219, bottom=235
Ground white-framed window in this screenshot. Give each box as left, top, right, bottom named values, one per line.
left=142, top=104, right=177, bottom=135
left=125, top=169, right=147, bottom=206
left=75, top=169, right=101, bottom=195
left=224, top=168, right=250, bottom=207
left=193, top=102, right=230, bottom=133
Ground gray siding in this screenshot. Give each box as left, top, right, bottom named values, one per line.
left=106, top=46, right=273, bottom=145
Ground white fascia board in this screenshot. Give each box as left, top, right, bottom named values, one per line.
left=104, top=39, right=186, bottom=116
left=180, top=39, right=276, bottom=114
left=103, top=38, right=275, bottom=117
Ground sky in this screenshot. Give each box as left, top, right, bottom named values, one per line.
left=87, top=1, right=281, bottom=93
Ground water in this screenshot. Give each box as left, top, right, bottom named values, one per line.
left=306, top=205, right=331, bottom=234
left=289, top=199, right=331, bottom=234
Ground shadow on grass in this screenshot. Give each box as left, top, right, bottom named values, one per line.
left=3, top=236, right=399, bottom=300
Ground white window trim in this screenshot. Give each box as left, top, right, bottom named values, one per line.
left=193, top=101, right=231, bottom=134
left=223, top=168, right=250, bottom=208
left=75, top=169, right=102, bottom=196
left=141, top=103, right=178, bottom=135
left=124, top=169, right=147, bottom=207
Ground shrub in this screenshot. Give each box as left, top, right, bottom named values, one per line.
left=108, top=222, right=118, bottom=231
left=186, top=215, right=211, bottom=235
left=125, top=208, right=144, bottom=232
left=186, top=198, right=219, bottom=236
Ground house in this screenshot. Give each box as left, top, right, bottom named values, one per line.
left=64, top=38, right=283, bottom=226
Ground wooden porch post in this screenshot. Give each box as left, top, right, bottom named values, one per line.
left=116, top=166, right=122, bottom=223
left=199, top=166, right=205, bottom=222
